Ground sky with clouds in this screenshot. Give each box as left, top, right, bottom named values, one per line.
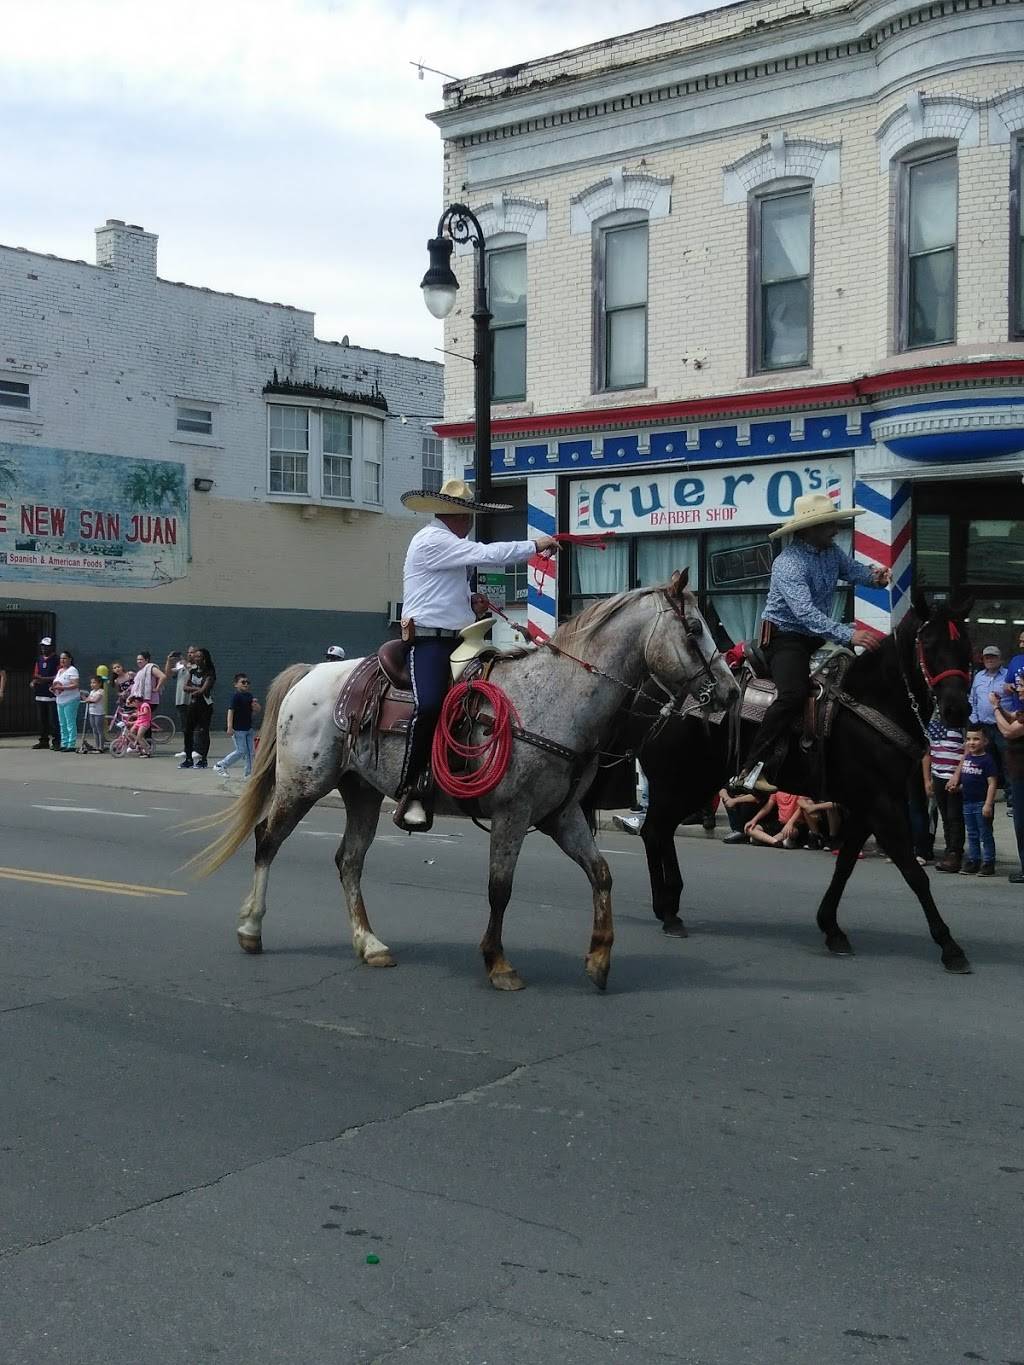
left=2, top=0, right=728, bottom=363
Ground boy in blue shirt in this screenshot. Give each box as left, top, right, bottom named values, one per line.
left=949, top=726, right=999, bottom=876
left=213, top=673, right=261, bottom=779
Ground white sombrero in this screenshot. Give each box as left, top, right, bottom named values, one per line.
left=401, top=477, right=512, bottom=516
left=769, top=492, right=866, bottom=541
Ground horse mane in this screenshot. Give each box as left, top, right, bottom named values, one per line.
left=842, top=610, right=920, bottom=698
left=552, top=586, right=663, bottom=649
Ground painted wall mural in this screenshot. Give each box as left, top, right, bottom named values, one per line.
left=0, top=443, right=188, bottom=587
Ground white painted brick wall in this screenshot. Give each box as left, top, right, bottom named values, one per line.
left=0, top=223, right=443, bottom=612
left=440, top=57, right=1024, bottom=422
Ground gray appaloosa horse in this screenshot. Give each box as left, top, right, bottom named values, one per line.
left=192, top=571, right=739, bottom=992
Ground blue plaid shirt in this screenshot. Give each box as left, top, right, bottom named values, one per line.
left=763, top=539, right=876, bottom=645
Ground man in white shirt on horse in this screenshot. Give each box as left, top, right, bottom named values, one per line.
left=397, top=478, right=557, bottom=829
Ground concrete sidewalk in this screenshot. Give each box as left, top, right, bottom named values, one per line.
left=1, top=735, right=1019, bottom=864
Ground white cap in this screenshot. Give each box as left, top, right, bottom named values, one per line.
left=326, top=645, right=346, bottom=659
left=40, top=636, right=53, bottom=646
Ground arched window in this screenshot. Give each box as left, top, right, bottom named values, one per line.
left=894, top=142, right=958, bottom=351
left=749, top=180, right=813, bottom=373
left=593, top=210, right=649, bottom=391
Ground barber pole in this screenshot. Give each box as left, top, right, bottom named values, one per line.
left=853, top=478, right=912, bottom=636
left=526, top=475, right=558, bottom=643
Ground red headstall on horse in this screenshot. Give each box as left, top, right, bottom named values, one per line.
left=916, top=632, right=970, bottom=689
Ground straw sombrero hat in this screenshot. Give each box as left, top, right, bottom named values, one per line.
left=401, top=477, right=512, bottom=516
left=768, top=492, right=865, bottom=541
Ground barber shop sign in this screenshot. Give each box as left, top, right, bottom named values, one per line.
left=570, top=456, right=853, bottom=534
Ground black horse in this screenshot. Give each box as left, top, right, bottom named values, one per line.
left=586, top=594, right=974, bottom=972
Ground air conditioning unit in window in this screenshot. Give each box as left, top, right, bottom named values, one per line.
left=387, top=599, right=403, bottom=625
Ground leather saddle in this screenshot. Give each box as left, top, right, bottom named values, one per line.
left=333, top=618, right=499, bottom=751
left=738, top=643, right=856, bottom=750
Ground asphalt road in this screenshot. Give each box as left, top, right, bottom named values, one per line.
left=2, top=775, right=1023, bottom=1365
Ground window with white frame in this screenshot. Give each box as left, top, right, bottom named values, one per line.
left=268, top=405, right=309, bottom=495
left=488, top=245, right=527, bottom=402
left=422, top=434, right=443, bottom=492
left=1013, top=136, right=1024, bottom=340
left=898, top=150, right=957, bottom=350
left=750, top=187, right=812, bottom=372
left=0, top=378, right=30, bottom=410
left=364, top=419, right=383, bottom=504
left=176, top=402, right=213, bottom=435
left=595, top=219, right=648, bottom=391
left=322, top=411, right=353, bottom=499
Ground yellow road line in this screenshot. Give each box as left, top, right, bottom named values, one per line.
left=0, top=867, right=187, bottom=899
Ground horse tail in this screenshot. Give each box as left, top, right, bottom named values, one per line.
left=186, top=662, right=314, bottom=877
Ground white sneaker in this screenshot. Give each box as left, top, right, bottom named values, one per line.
left=403, top=799, right=428, bottom=827
left=612, top=814, right=644, bottom=835
left=175, top=750, right=186, bottom=759
left=191, top=751, right=202, bottom=762
left=213, top=763, right=227, bottom=776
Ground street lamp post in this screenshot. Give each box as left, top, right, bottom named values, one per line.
left=420, top=204, right=493, bottom=522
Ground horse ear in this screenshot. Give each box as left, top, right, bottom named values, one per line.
left=949, top=593, right=975, bottom=620
left=669, top=567, right=690, bottom=597
left=911, top=589, right=931, bottom=621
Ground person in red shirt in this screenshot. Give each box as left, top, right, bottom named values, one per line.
left=745, top=791, right=805, bottom=848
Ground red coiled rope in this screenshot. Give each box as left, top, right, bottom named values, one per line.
left=431, top=679, right=521, bottom=800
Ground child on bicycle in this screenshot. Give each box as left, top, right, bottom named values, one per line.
left=125, top=697, right=153, bottom=755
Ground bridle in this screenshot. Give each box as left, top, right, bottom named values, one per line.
left=899, top=617, right=971, bottom=738
left=915, top=618, right=972, bottom=689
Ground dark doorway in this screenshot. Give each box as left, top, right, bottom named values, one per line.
left=0, top=611, right=57, bottom=735
left=913, top=477, right=1024, bottom=663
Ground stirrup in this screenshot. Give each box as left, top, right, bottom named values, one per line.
left=393, top=789, right=434, bottom=833
left=729, top=762, right=778, bottom=797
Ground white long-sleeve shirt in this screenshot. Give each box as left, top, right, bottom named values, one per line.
left=401, top=521, right=536, bottom=629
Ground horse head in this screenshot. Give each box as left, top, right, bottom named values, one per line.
left=644, top=568, right=740, bottom=713
left=909, top=590, right=973, bottom=728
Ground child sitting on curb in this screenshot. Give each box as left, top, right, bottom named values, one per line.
left=745, top=791, right=805, bottom=849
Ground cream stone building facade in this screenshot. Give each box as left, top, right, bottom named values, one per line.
left=0, top=220, right=441, bottom=732
left=430, top=0, right=1024, bottom=653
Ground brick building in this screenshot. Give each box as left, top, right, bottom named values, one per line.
left=0, top=219, right=442, bottom=732
left=430, top=0, right=1024, bottom=654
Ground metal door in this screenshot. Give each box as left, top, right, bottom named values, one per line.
left=0, top=611, right=57, bottom=735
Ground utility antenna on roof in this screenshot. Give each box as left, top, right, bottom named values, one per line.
left=410, top=59, right=461, bottom=82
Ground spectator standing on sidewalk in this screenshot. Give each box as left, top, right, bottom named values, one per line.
left=213, top=673, right=261, bottom=779
left=110, top=661, right=135, bottom=707
left=949, top=726, right=997, bottom=876
left=924, top=715, right=965, bottom=873
left=50, top=651, right=81, bottom=752
left=30, top=637, right=60, bottom=750
left=992, top=678, right=1024, bottom=884
left=80, top=676, right=107, bottom=753
left=164, top=649, right=190, bottom=748
left=180, top=647, right=216, bottom=770
left=970, top=645, right=1008, bottom=800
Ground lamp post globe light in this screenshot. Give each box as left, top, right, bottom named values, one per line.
left=421, top=204, right=493, bottom=518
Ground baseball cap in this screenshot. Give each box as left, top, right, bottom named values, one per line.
left=982, top=645, right=1001, bottom=656
left=326, top=645, right=346, bottom=659
left=40, top=636, right=53, bottom=646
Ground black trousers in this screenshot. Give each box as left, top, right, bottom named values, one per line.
left=745, top=631, right=823, bottom=778
left=183, top=700, right=212, bottom=762
left=35, top=699, right=59, bottom=743
left=933, top=774, right=964, bottom=858
left=402, top=637, right=457, bottom=791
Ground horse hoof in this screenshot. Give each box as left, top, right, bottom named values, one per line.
left=490, top=969, right=525, bottom=992
left=238, top=933, right=263, bottom=955
left=943, top=954, right=972, bottom=974
left=825, top=934, right=854, bottom=956
left=365, top=950, right=396, bottom=968
left=661, top=917, right=689, bottom=939
left=585, top=957, right=610, bottom=992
